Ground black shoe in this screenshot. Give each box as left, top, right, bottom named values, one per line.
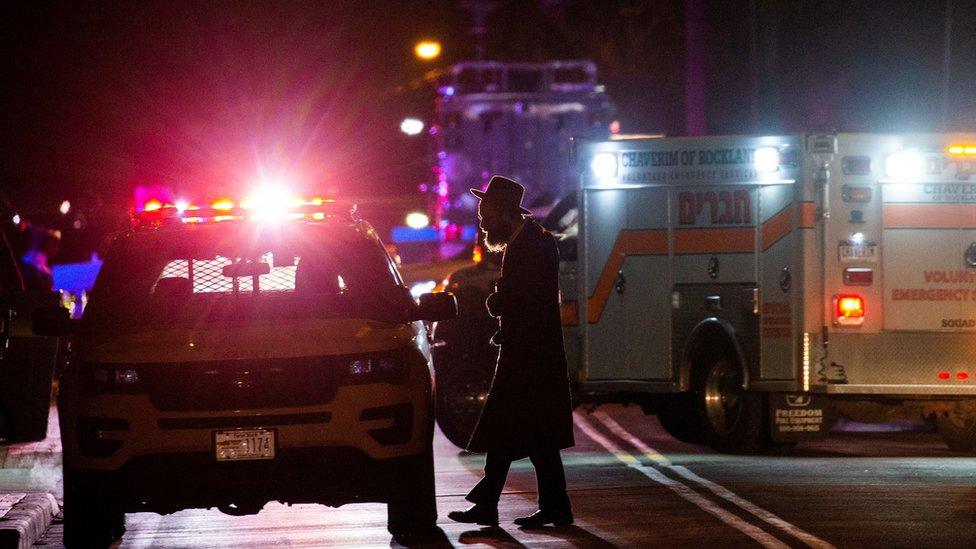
left=391, top=524, right=446, bottom=545
left=447, top=505, right=499, bottom=526
left=513, top=509, right=574, bottom=528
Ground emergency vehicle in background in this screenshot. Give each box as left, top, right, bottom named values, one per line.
left=33, top=196, right=457, bottom=547
left=429, top=60, right=613, bottom=250
left=434, top=132, right=976, bottom=454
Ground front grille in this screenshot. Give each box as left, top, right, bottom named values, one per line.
left=143, top=356, right=344, bottom=411
left=157, top=412, right=332, bottom=430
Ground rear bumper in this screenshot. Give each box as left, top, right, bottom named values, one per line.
left=826, top=332, right=976, bottom=389
left=70, top=446, right=429, bottom=514
left=815, top=383, right=976, bottom=396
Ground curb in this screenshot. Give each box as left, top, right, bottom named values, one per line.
left=0, top=493, right=59, bottom=549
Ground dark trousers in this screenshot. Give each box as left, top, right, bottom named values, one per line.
left=465, top=448, right=571, bottom=514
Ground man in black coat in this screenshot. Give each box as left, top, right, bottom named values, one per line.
left=448, top=175, right=575, bottom=528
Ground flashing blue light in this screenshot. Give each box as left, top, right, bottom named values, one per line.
left=460, top=225, right=478, bottom=241
left=52, top=255, right=103, bottom=294
left=391, top=226, right=439, bottom=243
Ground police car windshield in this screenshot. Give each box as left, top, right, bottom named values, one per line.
left=85, top=222, right=408, bottom=329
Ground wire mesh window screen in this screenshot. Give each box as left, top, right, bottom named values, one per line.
left=155, top=253, right=297, bottom=294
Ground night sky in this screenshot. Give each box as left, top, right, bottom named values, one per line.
left=1, top=0, right=974, bottom=216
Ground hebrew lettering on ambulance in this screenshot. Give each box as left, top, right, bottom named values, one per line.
left=678, top=189, right=751, bottom=225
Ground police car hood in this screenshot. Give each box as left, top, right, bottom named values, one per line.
left=81, top=318, right=417, bottom=363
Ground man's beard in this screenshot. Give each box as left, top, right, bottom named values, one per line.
left=483, top=234, right=507, bottom=253
left=482, top=224, right=514, bottom=254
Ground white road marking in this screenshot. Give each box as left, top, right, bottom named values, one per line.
left=592, top=411, right=836, bottom=549
left=574, top=411, right=790, bottom=549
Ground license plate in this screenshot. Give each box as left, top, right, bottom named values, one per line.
left=839, top=244, right=877, bottom=262
left=214, top=429, right=275, bottom=461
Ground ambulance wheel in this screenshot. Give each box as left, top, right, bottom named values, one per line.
left=936, top=407, right=976, bottom=453
left=694, top=351, right=763, bottom=454
left=657, top=394, right=702, bottom=444
left=435, top=362, right=491, bottom=449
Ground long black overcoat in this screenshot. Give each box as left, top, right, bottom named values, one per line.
left=466, top=219, right=575, bottom=457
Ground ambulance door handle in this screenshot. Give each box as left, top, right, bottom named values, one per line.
left=706, top=295, right=722, bottom=311
left=614, top=271, right=626, bottom=295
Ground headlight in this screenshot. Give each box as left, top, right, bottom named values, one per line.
left=344, top=356, right=406, bottom=385
left=590, top=152, right=618, bottom=179
left=754, top=147, right=780, bottom=173
left=87, top=364, right=144, bottom=394
left=885, top=151, right=924, bottom=179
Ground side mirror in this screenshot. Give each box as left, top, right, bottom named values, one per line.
left=414, top=292, right=458, bottom=322
left=556, top=235, right=578, bottom=262
left=32, top=306, right=75, bottom=337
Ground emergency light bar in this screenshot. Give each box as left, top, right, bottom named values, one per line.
left=132, top=197, right=357, bottom=228
left=947, top=143, right=976, bottom=157
left=884, top=151, right=924, bottom=179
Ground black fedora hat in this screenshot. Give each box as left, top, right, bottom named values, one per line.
left=470, top=175, right=532, bottom=215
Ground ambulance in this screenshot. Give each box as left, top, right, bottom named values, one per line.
left=434, top=133, right=976, bottom=454
left=33, top=197, right=457, bottom=547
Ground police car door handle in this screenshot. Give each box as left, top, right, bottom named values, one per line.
left=614, top=271, right=626, bottom=295
left=706, top=295, right=722, bottom=311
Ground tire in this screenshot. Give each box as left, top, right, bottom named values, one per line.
left=937, top=407, right=976, bottom=453
left=693, top=350, right=763, bottom=454
left=435, top=357, right=493, bottom=450
left=0, top=409, right=9, bottom=442
left=657, top=394, right=702, bottom=444
left=386, top=450, right=438, bottom=538
left=0, top=336, right=55, bottom=442
left=62, top=470, right=125, bottom=548
left=4, top=406, right=49, bottom=442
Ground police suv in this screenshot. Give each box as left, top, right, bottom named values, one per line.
left=34, top=198, right=457, bottom=547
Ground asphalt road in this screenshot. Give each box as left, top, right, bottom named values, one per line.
left=16, top=404, right=975, bottom=548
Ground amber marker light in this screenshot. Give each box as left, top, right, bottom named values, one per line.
left=947, top=144, right=976, bottom=157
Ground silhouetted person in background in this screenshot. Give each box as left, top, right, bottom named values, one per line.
left=448, top=175, right=575, bottom=528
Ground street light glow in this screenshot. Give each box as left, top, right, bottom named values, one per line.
left=414, top=40, right=442, bottom=61
left=59, top=200, right=71, bottom=215
left=405, top=211, right=430, bottom=229
left=400, top=118, right=424, bottom=136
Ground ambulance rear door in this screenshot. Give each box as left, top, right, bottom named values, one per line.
left=882, top=143, right=976, bottom=333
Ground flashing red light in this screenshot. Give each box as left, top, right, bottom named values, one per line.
left=938, top=371, right=951, bottom=380
left=957, top=372, right=969, bottom=381
left=131, top=196, right=351, bottom=228
left=835, top=294, right=865, bottom=325
left=445, top=223, right=460, bottom=240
